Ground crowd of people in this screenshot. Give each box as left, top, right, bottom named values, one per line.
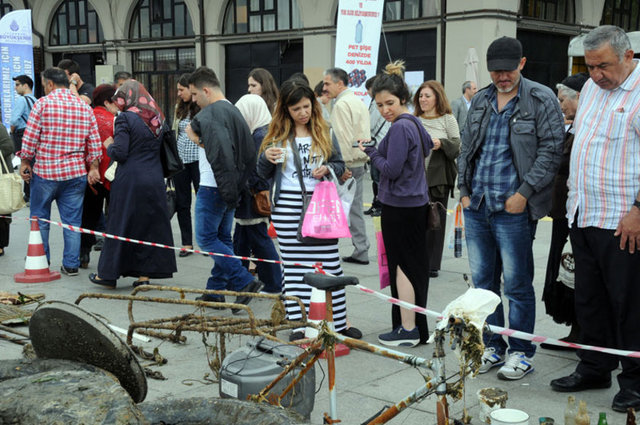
left=2, top=23, right=639, bottom=413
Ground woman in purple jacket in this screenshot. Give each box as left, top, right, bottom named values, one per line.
left=358, top=61, right=433, bottom=347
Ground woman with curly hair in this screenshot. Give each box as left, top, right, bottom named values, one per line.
left=413, top=80, right=461, bottom=278
left=257, top=80, right=361, bottom=341
left=248, top=68, right=279, bottom=114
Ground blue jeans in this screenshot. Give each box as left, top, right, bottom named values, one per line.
left=30, top=174, right=86, bottom=269
left=463, top=201, right=537, bottom=357
left=233, top=222, right=283, bottom=294
left=195, top=186, right=254, bottom=291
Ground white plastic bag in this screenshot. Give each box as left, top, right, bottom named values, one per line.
left=326, top=166, right=356, bottom=224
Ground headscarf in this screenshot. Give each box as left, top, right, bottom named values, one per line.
left=235, top=94, right=272, bottom=134
left=112, top=80, right=165, bottom=137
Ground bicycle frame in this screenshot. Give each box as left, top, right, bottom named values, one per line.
left=254, top=288, right=468, bottom=424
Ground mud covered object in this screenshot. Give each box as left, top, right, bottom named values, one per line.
left=0, top=369, right=146, bottom=424
left=220, top=337, right=315, bottom=419
left=28, top=301, right=147, bottom=403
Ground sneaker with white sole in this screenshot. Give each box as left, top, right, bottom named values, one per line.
left=378, top=326, right=420, bottom=347
left=479, top=347, right=505, bottom=374
left=497, top=351, right=534, bottom=380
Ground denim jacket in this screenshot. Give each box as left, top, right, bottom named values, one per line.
left=257, top=132, right=345, bottom=204
left=458, top=77, right=565, bottom=220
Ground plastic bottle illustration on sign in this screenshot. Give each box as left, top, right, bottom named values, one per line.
left=355, top=20, right=363, bottom=43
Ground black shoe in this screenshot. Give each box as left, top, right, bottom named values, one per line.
left=79, top=252, right=90, bottom=269
left=88, top=273, right=116, bottom=288
left=195, top=294, right=226, bottom=310
left=179, top=250, right=193, bottom=258
left=60, top=265, right=79, bottom=276
left=429, top=269, right=439, bottom=278
left=93, top=238, right=104, bottom=251
left=612, top=388, right=640, bottom=412
left=132, top=280, right=151, bottom=288
left=232, top=279, right=264, bottom=314
left=289, top=331, right=305, bottom=342
left=338, top=327, right=363, bottom=339
left=342, top=256, right=369, bottom=265
left=550, top=371, right=612, bottom=392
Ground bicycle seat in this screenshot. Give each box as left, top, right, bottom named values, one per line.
left=303, top=273, right=359, bottom=291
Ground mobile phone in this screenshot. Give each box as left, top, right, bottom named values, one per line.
left=352, top=138, right=376, bottom=148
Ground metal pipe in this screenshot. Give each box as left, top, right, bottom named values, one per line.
left=198, top=0, right=206, bottom=66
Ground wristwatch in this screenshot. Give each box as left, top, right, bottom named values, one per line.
left=70, top=80, right=77, bottom=86
left=633, top=199, right=640, bottom=210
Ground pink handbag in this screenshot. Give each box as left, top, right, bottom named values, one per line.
left=374, top=217, right=390, bottom=289
left=301, top=181, right=351, bottom=239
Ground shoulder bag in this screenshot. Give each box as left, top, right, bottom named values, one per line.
left=160, top=124, right=184, bottom=178
left=290, top=137, right=338, bottom=245
left=396, top=116, right=445, bottom=231
left=0, top=154, right=26, bottom=214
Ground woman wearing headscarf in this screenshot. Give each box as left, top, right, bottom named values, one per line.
left=233, top=94, right=282, bottom=294
left=89, top=80, right=176, bottom=288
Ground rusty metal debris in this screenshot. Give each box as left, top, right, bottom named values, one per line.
left=75, top=286, right=311, bottom=365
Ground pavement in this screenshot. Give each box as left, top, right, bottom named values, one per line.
left=0, top=176, right=627, bottom=424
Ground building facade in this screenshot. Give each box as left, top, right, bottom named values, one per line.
left=1, top=0, right=638, bottom=121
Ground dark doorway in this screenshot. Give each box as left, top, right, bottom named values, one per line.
left=517, top=29, right=569, bottom=90
left=52, top=52, right=104, bottom=88
left=377, top=29, right=437, bottom=79
left=225, top=40, right=303, bottom=104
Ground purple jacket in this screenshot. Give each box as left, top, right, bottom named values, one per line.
left=365, top=113, right=432, bottom=207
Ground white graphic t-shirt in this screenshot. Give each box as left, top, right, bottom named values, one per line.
left=280, top=136, right=323, bottom=192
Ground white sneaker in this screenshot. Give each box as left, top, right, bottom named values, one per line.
left=478, top=347, right=505, bottom=374
left=497, top=351, right=534, bottom=380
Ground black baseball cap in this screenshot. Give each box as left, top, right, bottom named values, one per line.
left=486, top=37, right=523, bottom=72
left=561, top=72, right=589, bottom=93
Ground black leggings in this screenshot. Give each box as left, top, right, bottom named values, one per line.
left=381, top=203, right=430, bottom=343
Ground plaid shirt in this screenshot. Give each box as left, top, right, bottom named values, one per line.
left=20, top=88, right=101, bottom=181
left=470, top=85, right=521, bottom=212
left=177, top=116, right=199, bottom=164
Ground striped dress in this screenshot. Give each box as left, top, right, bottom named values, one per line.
left=271, top=138, right=347, bottom=331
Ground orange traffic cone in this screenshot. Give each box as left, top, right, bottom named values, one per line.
left=304, top=286, right=349, bottom=358
left=268, top=222, right=277, bottom=238
left=14, top=218, right=61, bottom=283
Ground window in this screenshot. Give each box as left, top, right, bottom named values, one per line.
left=601, top=0, right=640, bottom=32
left=132, top=47, right=196, bottom=125
left=223, top=0, right=302, bottom=34
left=383, top=0, right=422, bottom=22
left=49, top=0, right=104, bottom=46
left=130, top=0, right=194, bottom=40
left=520, top=0, right=575, bottom=23
left=0, top=0, right=12, bottom=18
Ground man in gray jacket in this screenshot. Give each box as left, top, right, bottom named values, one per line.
left=450, top=80, right=477, bottom=128
left=458, top=37, right=564, bottom=380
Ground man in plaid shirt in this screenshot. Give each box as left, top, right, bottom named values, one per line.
left=19, top=67, right=101, bottom=276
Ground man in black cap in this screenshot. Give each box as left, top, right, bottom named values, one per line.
left=458, top=36, right=564, bottom=380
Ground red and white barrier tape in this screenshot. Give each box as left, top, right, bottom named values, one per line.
left=0, top=214, right=319, bottom=271
left=4, top=214, right=639, bottom=358
left=354, top=284, right=640, bottom=358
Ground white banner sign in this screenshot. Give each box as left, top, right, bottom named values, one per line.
left=334, top=0, right=384, bottom=106
left=0, top=10, right=34, bottom=132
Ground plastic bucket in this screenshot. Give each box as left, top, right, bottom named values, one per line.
left=490, top=408, right=530, bottom=425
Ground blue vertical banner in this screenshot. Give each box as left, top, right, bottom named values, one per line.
left=0, top=10, right=34, bottom=131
